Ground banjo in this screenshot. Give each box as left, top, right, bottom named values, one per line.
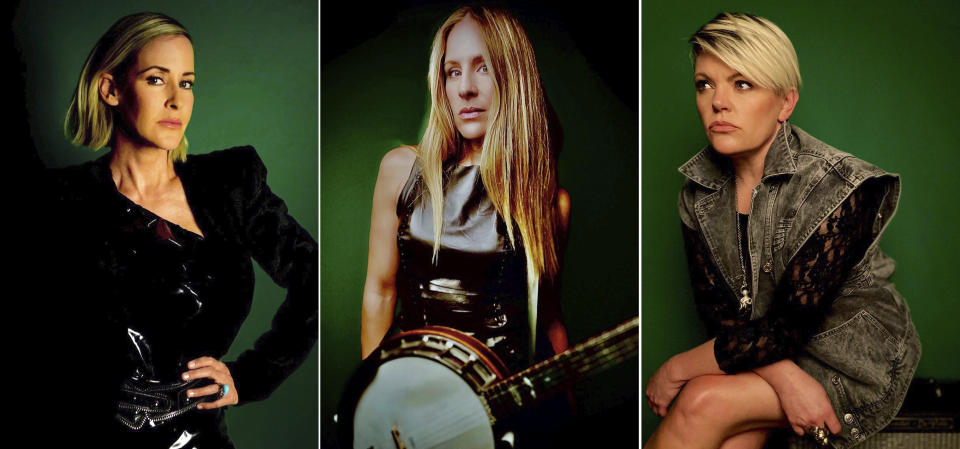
left=338, top=317, right=638, bottom=449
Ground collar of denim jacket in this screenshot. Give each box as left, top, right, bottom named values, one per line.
left=678, top=121, right=800, bottom=190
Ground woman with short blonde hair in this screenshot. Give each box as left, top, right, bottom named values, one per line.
left=66, top=13, right=190, bottom=161
left=645, top=13, right=920, bottom=449
left=47, top=12, right=317, bottom=446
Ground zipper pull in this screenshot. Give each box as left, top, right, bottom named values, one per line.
left=739, top=287, right=752, bottom=311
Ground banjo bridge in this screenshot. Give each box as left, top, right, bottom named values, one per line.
left=391, top=424, right=407, bottom=449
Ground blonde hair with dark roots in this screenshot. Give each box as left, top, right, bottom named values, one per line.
left=690, top=13, right=801, bottom=95
left=419, top=6, right=560, bottom=293
left=65, top=12, right=191, bottom=162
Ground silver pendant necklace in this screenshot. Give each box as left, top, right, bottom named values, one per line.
left=736, top=211, right=752, bottom=311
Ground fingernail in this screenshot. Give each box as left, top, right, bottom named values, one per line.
left=183, top=373, right=190, bottom=380
left=187, top=391, right=194, bottom=397
left=197, top=404, right=203, bottom=410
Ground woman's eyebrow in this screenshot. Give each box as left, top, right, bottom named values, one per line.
left=136, top=65, right=195, bottom=76
left=692, top=72, right=744, bottom=81
left=444, top=55, right=485, bottom=67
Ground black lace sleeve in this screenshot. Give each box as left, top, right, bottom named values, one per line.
left=713, top=182, right=882, bottom=373
left=681, top=224, right=738, bottom=337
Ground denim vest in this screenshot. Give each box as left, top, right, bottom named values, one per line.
left=677, top=122, right=920, bottom=448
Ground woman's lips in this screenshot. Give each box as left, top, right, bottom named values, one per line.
left=709, top=121, right=738, bottom=132
left=459, top=108, right=484, bottom=119
left=158, top=119, right=182, bottom=129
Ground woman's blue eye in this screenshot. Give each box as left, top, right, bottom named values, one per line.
left=448, top=69, right=461, bottom=77
left=146, top=76, right=163, bottom=85
left=180, top=80, right=194, bottom=89
left=479, top=65, right=488, bottom=73
left=735, top=80, right=753, bottom=90
left=695, top=80, right=711, bottom=91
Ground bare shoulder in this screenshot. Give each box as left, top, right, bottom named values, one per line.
left=380, top=146, right=417, bottom=176
left=375, top=146, right=418, bottom=202
left=557, top=187, right=571, bottom=230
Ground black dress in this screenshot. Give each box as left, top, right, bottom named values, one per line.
left=35, top=147, right=317, bottom=448
left=347, top=161, right=581, bottom=449
left=394, top=162, right=531, bottom=372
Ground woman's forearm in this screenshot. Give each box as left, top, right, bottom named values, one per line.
left=360, top=282, right=396, bottom=359
left=669, top=338, right=724, bottom=381
left=670, top=338, right=808, bottom=397
left=751, top=358, right=807, bottom=394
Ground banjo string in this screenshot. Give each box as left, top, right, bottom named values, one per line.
left=486, top=334, right=637, bottom=401
left=485, top=336, right=637, bottom=413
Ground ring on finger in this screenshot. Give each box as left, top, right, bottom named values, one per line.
left=806, top=426, right=829, bottom=446
left=219, top=384, right=229, bottom=399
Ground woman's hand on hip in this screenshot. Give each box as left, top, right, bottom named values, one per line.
left=645, top=358, right=686, bottom=417
left=775, top=367, right=842, bottom=436
left=182, top=356, right=239, bottom=409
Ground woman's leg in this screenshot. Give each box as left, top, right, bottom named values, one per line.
left=645, top=372, right=787, bottom=449
left=718, top=429, right=771, bottom=449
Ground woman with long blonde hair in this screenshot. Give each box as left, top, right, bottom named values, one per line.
left=361, top=5, right=570, bottom=375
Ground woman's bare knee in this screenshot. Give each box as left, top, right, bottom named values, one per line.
left=670, top=373, right=784, bottom=438
left=672, top=375, right=730, bottom=428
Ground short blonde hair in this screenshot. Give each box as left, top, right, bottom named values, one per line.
left=65, top=12, right=191, bottom=162
left=690, top=13, right=801, bottom=95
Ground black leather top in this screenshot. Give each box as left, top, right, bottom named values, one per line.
left=37, top=147, right=318, bottom=447
left=395, top=162, right=530, bottom=372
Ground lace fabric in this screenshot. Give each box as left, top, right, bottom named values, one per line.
left=682, top=181, right=883, bottom=373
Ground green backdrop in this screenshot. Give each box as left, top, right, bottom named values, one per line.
left=321, top=1, right=638, bottom=445
left=14, top=1, right=318, bottom=447
left=642, top=0, right=960, bottom=443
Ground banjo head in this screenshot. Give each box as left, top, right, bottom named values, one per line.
left=344, top=327, right=508, bottom=449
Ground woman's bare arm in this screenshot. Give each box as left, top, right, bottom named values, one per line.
left=360, top=147, right=416, bottom=359
left=540, top=188, right=572, bottom=354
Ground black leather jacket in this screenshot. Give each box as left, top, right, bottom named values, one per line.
left=37, top=146, right=317, bottom=446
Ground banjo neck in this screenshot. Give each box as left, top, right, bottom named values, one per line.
left=481, top=317, right=638, bottom=420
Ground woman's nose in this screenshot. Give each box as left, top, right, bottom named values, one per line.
left=712, top=86, right=730, bottom=112
left=166, top=85, right=180, bottom=110
left=458, top=73, right=478, bottom=99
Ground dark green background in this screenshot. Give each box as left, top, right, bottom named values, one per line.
left=642, top=0, right=960, bottom=443
left=14, top=1, right=318, bottom=447
left=321, top=1, right=638, bottom=445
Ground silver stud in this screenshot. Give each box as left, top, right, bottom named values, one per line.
left=844, top=413, right=854, bottom=424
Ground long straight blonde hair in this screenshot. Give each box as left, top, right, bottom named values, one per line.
left=419, top=6, right=561, bottom=289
